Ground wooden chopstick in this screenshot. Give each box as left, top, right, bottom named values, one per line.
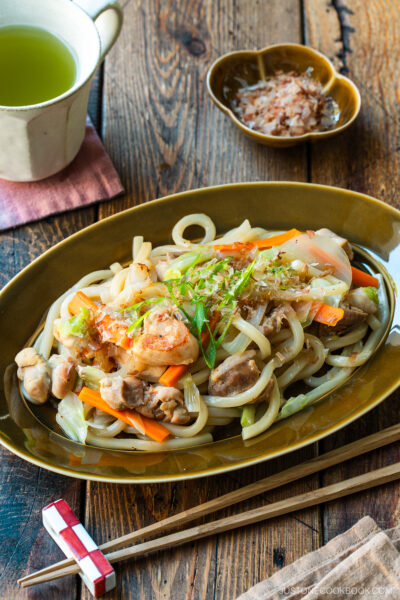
left=21, top=458, right=400, bottom=588
left=18, top=423, right=400, bottom=587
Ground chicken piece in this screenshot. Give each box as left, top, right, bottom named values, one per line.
left=260, top=305, right=288, bottom=337
left=15, top=347, right=50, bottom=404
left=99, top=375, right=190, bottom=423
left=143, top=385, right=190, bottom=424
left=319, top=306, right=368, bottom=336
left=315, top=228, right=354, bottom=260
left=208, top=350, right=260, bottom=396
left=100, top=375, right=145, bottom=411
left=346, top=288, right=378, bottom=315
left=48, top=355, right=76, bottom=400
left=132, top=307, right=199, bottom=366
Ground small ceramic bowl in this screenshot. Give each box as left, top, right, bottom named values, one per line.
left=206, top=43, right=361, bottom=147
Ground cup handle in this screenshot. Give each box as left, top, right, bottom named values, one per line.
left=73, top=0, right=123, bottom=62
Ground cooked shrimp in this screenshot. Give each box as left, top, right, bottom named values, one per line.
left=132, top=307, right=199, bottom=366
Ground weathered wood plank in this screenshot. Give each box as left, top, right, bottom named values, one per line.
left=98, top=0, right=307, bottom=215
left=0, top=451, right=82, bottom=599
left=84, top=2, right=320, bottom=599
left=304, top=0, right=400, bottom=541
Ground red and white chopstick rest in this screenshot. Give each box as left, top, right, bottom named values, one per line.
left=42, top=499, right=116, bottom=597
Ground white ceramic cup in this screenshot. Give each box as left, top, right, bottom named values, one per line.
left=0, top=0, right=123, bottom=182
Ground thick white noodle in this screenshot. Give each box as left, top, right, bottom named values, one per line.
left=86, top=431, right=213, bottom=450
left=270, top=329, right=291, bottom=345
left=326, top=276, right=389, bottom=368
left=297, top=335, right=327, bottom=379
left=206, top=219, right=252, bottom=245
left=109, top=268, right=129, bottom=298
left=135, top=241, right=152, bottom=263
left=275, top=304, right=305, bottom=363
left=304, top=343, right=361, bottom=388
left=222, top=314, right=271, bottom=358
left=133, top=235, right=144, bottom=260
left=190, top=368, right=211, bottom=387
left=242, top=377, right=280, bottom=440
left=204, top=358, right=276, bottom=407
left=277, top=354, right=311, bottom=390
left=322, top=323, right=368, bottom=351
left=326, top=327, right=383, bottom=368
left=88, top=419, right=126, bottom=438
left=163, top=393, right=208, bottom=437
left=39, top=269, right=113, bottom=359
left=368, top=314, right=382, bottom=331
left=278, top=365, right=353, bottom=421
left=172, top=214, right=216, bottom=247
left=109, top=262, right=123, bottom=275
left=150, top=244, right=185, bottom=262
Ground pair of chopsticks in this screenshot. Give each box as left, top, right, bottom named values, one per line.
left=19, top=423, right=400, bottom=589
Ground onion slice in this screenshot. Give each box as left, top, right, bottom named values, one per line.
left=281, top=233, right=352, bottom=286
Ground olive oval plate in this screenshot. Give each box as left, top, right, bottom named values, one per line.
left=0, top=182, right=399, bottom=483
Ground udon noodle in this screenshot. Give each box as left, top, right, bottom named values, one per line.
left=15, top=215, right=389, bottom=451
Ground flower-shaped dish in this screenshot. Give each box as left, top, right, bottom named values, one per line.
left=207, top=43, right=361, bottom=147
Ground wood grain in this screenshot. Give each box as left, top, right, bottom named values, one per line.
left=304, top=0, right=400, bottom=543
left=20, top=423, right=400, bottom=586
left=85, top=2, right=321, bottom=599
left=98, top=0, right=307, bottom=216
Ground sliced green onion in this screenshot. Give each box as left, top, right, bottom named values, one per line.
left=127, top=308, right=153, bottom=332
left=203, top=322, right=216, bottom=369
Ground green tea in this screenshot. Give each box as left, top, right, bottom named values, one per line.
left=0, top=26, right=77, bottom=106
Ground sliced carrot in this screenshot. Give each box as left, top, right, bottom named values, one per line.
left=313, top=302, right=344, bottom=327
left=69, top=291, right=99, bottom=314
left=351, top=266, right=379, bottom=288
left=78, top=387, right=170, bottom=443
left=159, top=313, right=220, bottom=388
left=213, top=229, right=301, bottom=253
left=137, top=417, right=171, bottom=444
left=253, top=228, right=301, bottom=249
left=212, top=241, right=254, bottom=253
left=159, top=365, right=188, bottom=388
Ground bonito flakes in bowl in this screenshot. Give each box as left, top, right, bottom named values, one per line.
left=233, top=69, right=339, bottom=137
left=207, top=43, right=361, bottom=147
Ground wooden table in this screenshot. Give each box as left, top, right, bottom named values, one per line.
left=1, top=1, right=400, bottom=598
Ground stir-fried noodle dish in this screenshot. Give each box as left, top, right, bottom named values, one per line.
left=15, top=214, right=389, bottom=451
